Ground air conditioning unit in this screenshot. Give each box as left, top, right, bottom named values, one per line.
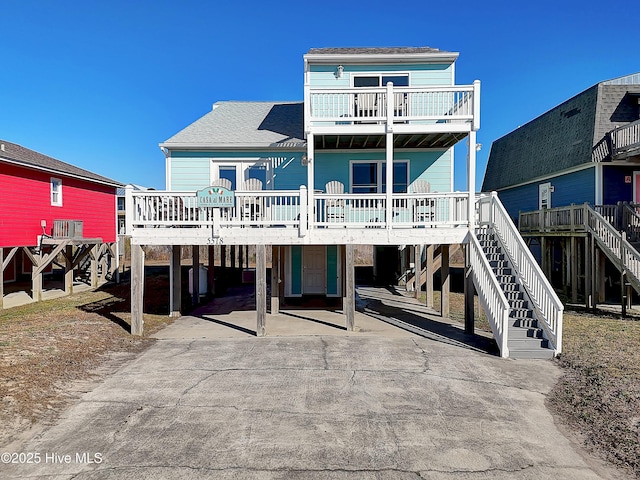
left=53, top=220, right=84, bottom=239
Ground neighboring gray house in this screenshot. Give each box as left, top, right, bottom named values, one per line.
left=483, top=72, right=640, bottom=218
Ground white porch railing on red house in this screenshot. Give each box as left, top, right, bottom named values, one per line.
left=126, top=187, right=469, bottom=233
left=305, top=82, right=481, bottom=130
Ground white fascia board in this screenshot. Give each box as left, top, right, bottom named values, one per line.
left=303, top=52, right=459, bottom=65
left=0, top=158, right=121, bottom=188
left=159, top=144, right=306, bottom=151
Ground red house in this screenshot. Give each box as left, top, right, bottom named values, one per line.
left=0, top=140, right=121, bottom=307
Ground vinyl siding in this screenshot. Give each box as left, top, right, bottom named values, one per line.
left=314, top=149, right=451, bottom=192
left=308, top=63, right=453, bottom=88
left=603, top=165, right=639, bottom=204
left=495, top=167, right=596, bottom=221
left=168, top=151, right=306, bottom=191
left=0, top=163, right=116, bottom=247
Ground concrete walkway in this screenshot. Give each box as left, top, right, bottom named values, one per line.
left=0, top=288, right=619, bottom=479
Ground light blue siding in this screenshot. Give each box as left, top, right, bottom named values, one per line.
left=309, top=63, right=453, bottom=88
left=495, top=167, right=595, bottom=221
left=314, top=150, right=451, bottom=192
left=169, top=151, right=306, bottom=191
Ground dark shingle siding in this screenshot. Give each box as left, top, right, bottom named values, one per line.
left=482, top=86, right=597, bottom=191
left=593, top=84, right=640, bottom=142
left=0, top=140, right=121, bottom=186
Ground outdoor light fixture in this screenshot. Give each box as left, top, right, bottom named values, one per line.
left=301, top=155, right=309, bottom=166
left=335, top=65, right=344, bottom=78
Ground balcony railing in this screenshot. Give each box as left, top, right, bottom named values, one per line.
left=126, top=187, right=469, bottom=235
left=305, top=82, right=480, bottom=131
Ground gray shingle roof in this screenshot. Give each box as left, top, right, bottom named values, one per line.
left=0, top=140, right=121, bottom=187
left=161, top=101, right=305, bottom=149
left=307, top=47, right=445, bottom=55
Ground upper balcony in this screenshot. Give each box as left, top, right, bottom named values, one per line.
left=304, top=82, right=480, bottom=148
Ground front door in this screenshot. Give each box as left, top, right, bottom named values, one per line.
left=303, top=246, right=326, bottom=294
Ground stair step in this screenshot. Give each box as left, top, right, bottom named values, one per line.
left=504, top=291, right=525, bottom=300
left=492, top=267, right=512, bottom=276
left=496, top=274, right=517, bottom=284
left=508, top=348, right=555, bottom=360
left=508, top=336, right=549, bottom=350
left=508, top=299, right=529, bottom=309
left=512, top=318, right=538, bottom=328
left=508, top=326, right=544, bottom=339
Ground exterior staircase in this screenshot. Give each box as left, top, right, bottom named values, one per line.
left=476, top=229, right=555, bottom=359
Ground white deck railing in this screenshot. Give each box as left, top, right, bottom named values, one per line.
left=478, top=193, right=564, bottom=354
left=127, top=188, right=470, bottom=232
left=612, top=119, right=640, bottom=156
left=306, top=82, right=480, bottom=129
left=467, top=231, right=510, bottom=357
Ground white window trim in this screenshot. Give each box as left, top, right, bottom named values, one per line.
left=50, top=177, right=62, bottom=206
left=210, top=158, right=273, bottom=189
left=349, top=159, right=409, bottom=193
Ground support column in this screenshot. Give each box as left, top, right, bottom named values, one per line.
left=584, top=236, right=592, bottom=309
left=571, top=236, right=578, bottom=303
left=170, top=245, right=182, bottom=317
left=256, top=244, right=266, bottom=336
left=271, top=246, right=280, bottom=314
left=591, top=239, right=597, bottom=311
left=65, top=245, right=74, bottom=295
left=90, top=244, right=99, bottom=289
left=440, top=244, right=450, bottom=318
left=597, top=249, right=606, bottom=303
left=208, top=245, right=215, bottom=295
left=467, top=130, right=477, bottom=231
left=192, top=245, right=200, bottom=306
left=425, top=245, right=434, bottom=308
left=464, top=243, right=475, bottom=334
left=345, top=244, right=355, bottom=331
left=131, top=243, right=145, bottom=335
left=414, top=244, right=422, bottom=299
left=31, top=248, right=42, bottom=302
left=541, top=236, right=548, bottom=278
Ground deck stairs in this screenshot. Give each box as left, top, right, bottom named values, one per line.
left=476, top=229, right=554, bottom=359
left=587, top=204, right=640, bottom=296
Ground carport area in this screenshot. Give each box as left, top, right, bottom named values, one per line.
left=1, top=286, right=614, bottom=479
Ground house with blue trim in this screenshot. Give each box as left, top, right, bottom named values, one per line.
left=125, top=47, right=563, bottom=358
left=482, top=73, right=640, bottom=309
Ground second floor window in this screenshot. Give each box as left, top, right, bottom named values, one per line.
left=351, top=161, right=408, bottom=194
left=353, top=75, right=409, bottom=88
left=51, top=177, right=62, bottom=206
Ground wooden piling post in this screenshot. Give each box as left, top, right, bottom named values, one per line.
left=256, top=244, right=266, bottom=336
left=441, top=244, right=450, bottom=318
left=414, top=244, right=422, bottom=299
left=425, top=245, right=434, bottom=308
left=170, top=245, right=182, bottom=317
left=345, top=244, right=355, bottom=331
left=130, top=243, right=145, bottom=335
left=464, top=243, right=475, bottom=334
left=271, top=245, right=280, bottom=314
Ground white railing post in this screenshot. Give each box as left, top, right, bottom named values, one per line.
left=299, top=186, right=308, bottom=237
left=473, top=80, right=481, bottom=131
left=386, top=82, right=394, bottom=230
left=125, top=185, right=134, bottom=235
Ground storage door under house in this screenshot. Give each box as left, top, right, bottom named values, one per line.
left=286, top=246, right=341, bottom=297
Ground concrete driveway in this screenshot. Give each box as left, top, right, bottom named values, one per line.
left=1, top=288, right=617, bottom=479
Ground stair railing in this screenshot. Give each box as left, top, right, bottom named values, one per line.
left=467, top=231, right=510, bottom=357
left=477, top=192, right=564, bottom=354
left=586, top=206, right=640, bottom=292
left=621, top=203, right=640, bottom=243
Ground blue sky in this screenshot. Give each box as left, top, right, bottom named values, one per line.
left=1, top=0, right=637, bottom=191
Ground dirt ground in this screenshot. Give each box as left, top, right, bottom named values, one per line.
left=0, top=271, right=175, bottom=447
